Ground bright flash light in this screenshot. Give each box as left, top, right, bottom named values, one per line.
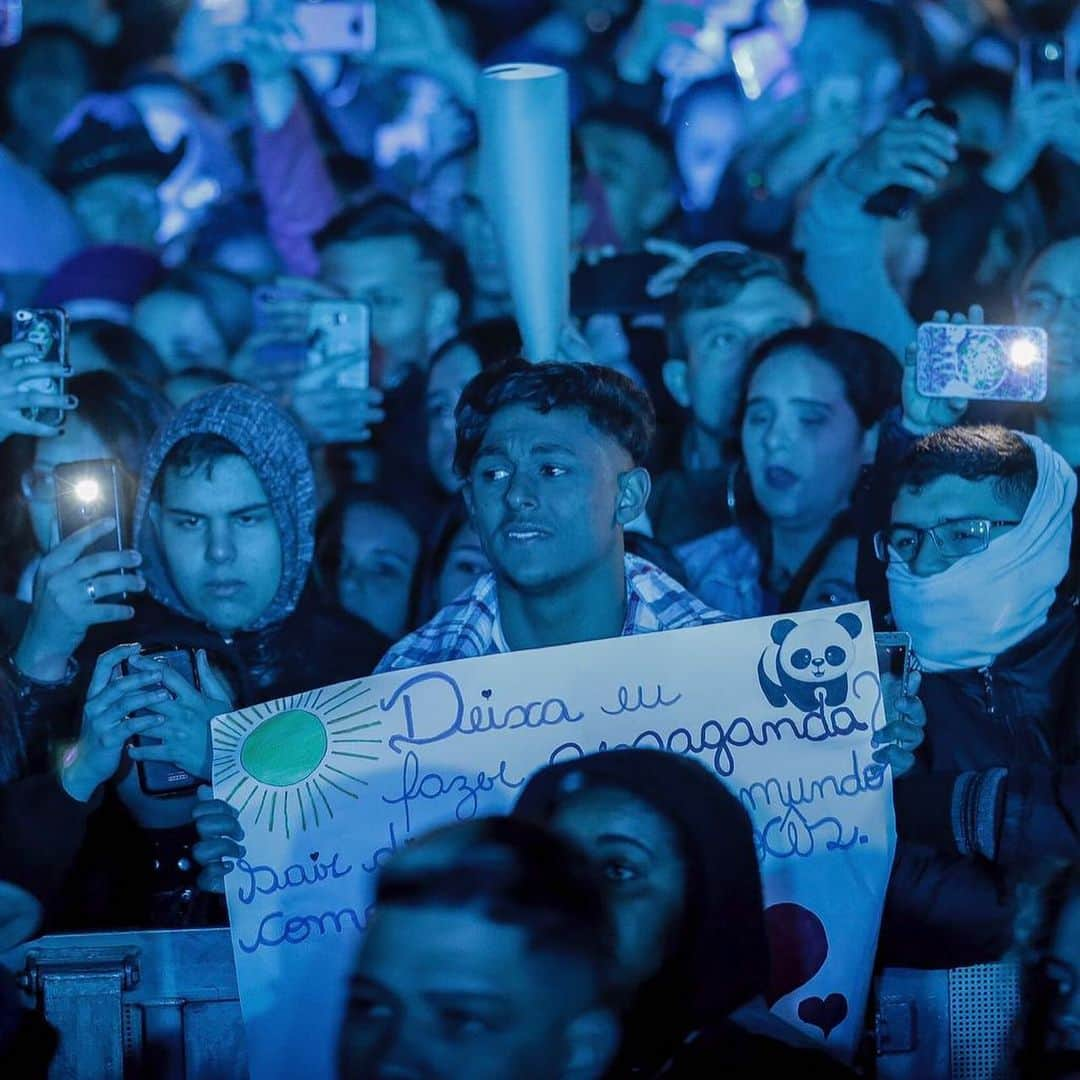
left=74, top=478, right=100, bottom=503
left=1010, top=338, right=1040, bottom=370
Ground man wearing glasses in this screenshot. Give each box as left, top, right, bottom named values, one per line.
left=871, top=424, right=1078, bottom=967
left=874, top=422, right=1076, bottom=767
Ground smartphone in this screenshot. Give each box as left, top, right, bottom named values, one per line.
left=251, top=283, right=315, bottom=397
left=307, top=299, right=370, bottom=387
left=0, top=0, right=22, bottom=46
left=1019, top=36, right=1076, bottom=89
left=864, top=104, right=958, bottom=219
left=916, top=322, right=1048, bottom=403
left=875, top=631, right=913, bottom=698
left=571, top=252, right=668, bottom=318
left=123, top=648, right=201, bottom=798
left=55, top=459, right=124, bottom=556
left=282, top=2, right=375, bottom=54
left=11, top=308, right=68, bottom=426
left=730, top=26, right=798, bottom=102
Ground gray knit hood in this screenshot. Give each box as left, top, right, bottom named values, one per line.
left=133, top=384, right=315, bottom=631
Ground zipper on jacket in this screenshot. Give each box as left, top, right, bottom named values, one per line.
left=978, top=666, right=996, bottom=717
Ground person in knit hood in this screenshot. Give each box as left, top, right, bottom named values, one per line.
left=123, top=383, right=389, bottom=700
left=2, top=385, right=388, bottom=933
left=513, top=750, right=853, bottom=1079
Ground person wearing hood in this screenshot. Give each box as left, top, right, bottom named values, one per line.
left=873, top=424, right=1079, bottom=967
left=511, top=749, right=854, bottom=1078
left=5, top=384, right=388, bottom=931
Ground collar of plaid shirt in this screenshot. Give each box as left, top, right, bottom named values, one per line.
left=375, top=555, right=730, bottom=673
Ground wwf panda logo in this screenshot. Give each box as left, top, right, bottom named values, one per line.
left=757, top=612, right=862, bottom=714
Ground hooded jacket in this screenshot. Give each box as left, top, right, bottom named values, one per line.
left=134, top=383, right=315, bottom=633
left=5, top=388, right=388, bottom=933
left=513, top=749, right=852, bottom=1078
left=121, top=383, right=389, bottom=701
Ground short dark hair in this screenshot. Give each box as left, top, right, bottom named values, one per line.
left=737, top=324, right=900, bottom=430
left=314, top=194, right=471, bottom=309
left=669, top=250, right=813, bottom=358
left=896, top=425, right=1038, bottom=515
left=454, top=360, right=655, bottom=478
left=155, top=432, right=242, bottom=497
left=375, top=817, right=616, bottom=998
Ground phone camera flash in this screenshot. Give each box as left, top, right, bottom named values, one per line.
left=1009, top=339, right=1040, bottom=370
left=74, top=478, right=101, bottom=503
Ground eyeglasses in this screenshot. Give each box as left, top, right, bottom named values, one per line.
left=1017, top=288, right=1080, bottom=325
left=874, top=518, right=1020, bottom=565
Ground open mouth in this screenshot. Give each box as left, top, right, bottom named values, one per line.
left=764, top=465, right=800, bottom=491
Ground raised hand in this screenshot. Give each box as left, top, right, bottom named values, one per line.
left=14, top=520, right=144, bottom=683
left=192, top=785, right=246, bottom=894
left=900, top=305, right=981, bottom=437
left=618, top=0, right=708, bottom=83
left=837, top=110, right=958, bottom=200
left=126, top=650, right=235, bottom=782
left=0, top=342, right=76, bottom=441
left=59, top=644, right=172, bottom=803
left=872, top=668, right=927, bottom=778
left=289, top=353, right=385, bottom=445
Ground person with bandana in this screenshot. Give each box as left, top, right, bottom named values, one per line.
left=872, top=424, right=1079, bottom=966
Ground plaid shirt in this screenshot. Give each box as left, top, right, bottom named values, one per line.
left=375, top=555, right=731, bottom=673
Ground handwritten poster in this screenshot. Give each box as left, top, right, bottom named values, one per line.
left=212, top=604, right=896, bottom=1079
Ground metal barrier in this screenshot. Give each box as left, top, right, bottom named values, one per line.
left=2, top=933, right=1026, bottom=1079
left=2, top=928, right=248, bottom=1080
left=875, top=962, right=1023, bottom=1080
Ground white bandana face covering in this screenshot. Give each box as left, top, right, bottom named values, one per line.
left=887, top=434, right=1076, bottom=673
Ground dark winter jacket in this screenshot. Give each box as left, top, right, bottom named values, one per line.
left=3, top=387, right=387, bottom=931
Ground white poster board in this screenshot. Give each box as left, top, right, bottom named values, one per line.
left=212, top=605, right=895, bottom=1079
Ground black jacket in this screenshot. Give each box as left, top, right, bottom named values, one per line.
left=8, top=588, right=389, bottom=771
left=880, top=599, right=1079, bottom=969
left=2, top=591, right=388, bottom=933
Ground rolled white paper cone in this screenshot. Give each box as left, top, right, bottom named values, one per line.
left=479, top=63, right=570, bottom=363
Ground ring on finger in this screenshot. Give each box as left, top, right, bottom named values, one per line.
left=86, top=580, right=97, bottom=603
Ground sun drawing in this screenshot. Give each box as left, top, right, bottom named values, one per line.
left=212, top=680, right=382, bottom=838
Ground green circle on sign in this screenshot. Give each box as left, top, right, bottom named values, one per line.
left=241, top=709, right=327, bottom=787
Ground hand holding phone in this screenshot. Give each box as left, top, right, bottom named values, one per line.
left=872, top=632, right=925, bottom=777
left=1019, top=36, right=1076, bottom=90
left=306, top=299, right=371, bottom=388
left=915, top=322, right=1048, bottom=403
left=13, top=516, right=145, bottom=684
left=860, top=103, right=959, bottom=218
left=289, top=359, right=385, bottom=445
left=0, top=341, right=74, bottom=440
left=126, top=647, right=234, bottom=796
left=60, top=644, right=173, bottom=804
left=11, top=309, right=70, bottom=428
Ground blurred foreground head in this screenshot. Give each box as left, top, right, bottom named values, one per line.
left=341, top=816, right=620, bottom=1080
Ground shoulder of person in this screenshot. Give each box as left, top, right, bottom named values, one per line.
left=677, top=526, right=759, bottom=578
left=375, top=577, right=498, bottom=674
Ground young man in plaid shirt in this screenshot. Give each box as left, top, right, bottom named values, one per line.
left=376, top=359, right=731, bottom=674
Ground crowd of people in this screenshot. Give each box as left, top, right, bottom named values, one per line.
left=0, top=0, right=1078, bottom=1076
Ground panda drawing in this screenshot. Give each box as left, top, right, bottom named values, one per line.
left=757, top=612, right=862, bottom=714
